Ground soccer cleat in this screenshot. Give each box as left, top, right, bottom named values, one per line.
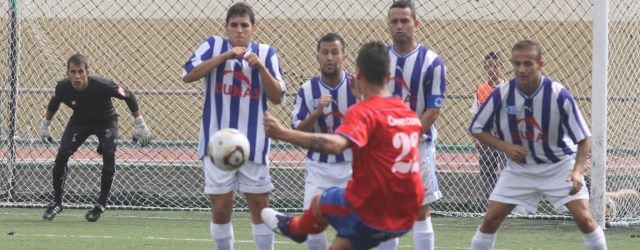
left=260, top=208, right=307, bottom=243
left=42, top=202, right=63, bottom=221
left=85, top=204, right=105, bottom=222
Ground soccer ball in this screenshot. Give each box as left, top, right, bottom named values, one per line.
left=207, top=128, right=250, bottom=171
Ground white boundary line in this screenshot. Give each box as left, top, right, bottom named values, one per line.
left=6, top=233, right=298, bottom=244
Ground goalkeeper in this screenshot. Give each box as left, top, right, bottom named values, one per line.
left=39, top=53, right=151, bottom=222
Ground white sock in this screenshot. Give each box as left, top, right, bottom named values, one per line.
left=211, top=222, right=233, bottom=250
left=470, top=227, right=496, bottom=250
left=252, top=223, right=274, bottom=250
left=413, top=217, right=434, bottom=250
left=306, top=232, right=327, bottom=250
left=584, top=226, right=607, bottom=250
left=377, top=237, right=399, bottom=250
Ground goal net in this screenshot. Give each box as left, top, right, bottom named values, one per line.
left=1, top=0, right=638, bottom=226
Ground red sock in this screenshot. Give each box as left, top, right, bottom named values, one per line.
left=288, top=209, right=328, bottom=235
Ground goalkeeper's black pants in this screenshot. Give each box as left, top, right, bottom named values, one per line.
left=51, top=122, right=118, bottom=207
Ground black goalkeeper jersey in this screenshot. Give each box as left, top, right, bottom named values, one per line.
left=47, top=76, right=139, bottom=126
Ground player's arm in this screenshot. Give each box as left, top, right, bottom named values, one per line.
left=296, top=95, right=331, bottom=132
left=420, top=57, right=446, bottom=134
left=469, top=89, right=527, bottom=162
left=567, top=137, right=591, bottom=195
left=182, top=46, right=245, bottom=83
left=244, top=47, right=284, bottom=104
left=419, top=108, right=440, bottom=135
left=265, top=112, right=349, bottom=155
left=108, top=83, right=140, bottom=116
left=40, top=88, right=63, bottom=142
left=559, top=89, right=592, bottom=194
left=473, top=132, right=527, bottom=162
left=108, top=82, right=152, bottom=146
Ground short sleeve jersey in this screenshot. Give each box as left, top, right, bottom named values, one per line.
left=335, top=96, right=424, bottom=231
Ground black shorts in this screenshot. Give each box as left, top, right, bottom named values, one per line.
left=58, top=121, right=118, bottom=155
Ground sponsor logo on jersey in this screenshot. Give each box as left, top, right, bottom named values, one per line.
left=515, top=116, right=548, bottom=142
left=216, top=69, right=260, bottom=99
left=388, top=76, right=417, bottom=107
left=223, top=69, right=252, bottom=88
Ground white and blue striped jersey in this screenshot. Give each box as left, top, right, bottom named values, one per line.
left=469, top=76, right=591, bottom=164
left=291, top=71, right=357, bottom=163
left=388, top=44, right=447, bottom=142
left=181, top=36, right=286, bottom=165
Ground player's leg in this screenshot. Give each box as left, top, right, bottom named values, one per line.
left=239, top=161, right=275, bottom=250
left=565, top=199, right=607, bottom=250
left=545, top=165, right=606, bottom=250
left=377, top=237, right=399, bottom=250
left=84, top=125, right=118, bottom=222
left=262, top=189, right=341, bottom=243
left=470, top=201, right=515, bottom=250
left=203, top=156, right=238, bottom=250
left=44, top=123, right=88, bottom=220
left=471, top=165, right=539, bottom=250
left=351, top=218, right=409, bottom=250
left=303, top=160, right=328, bottom=250
left=209, top=193, right=235, bottom=250
left=329, top=236, right=351, bottom=250
left=413, top=140, right=441, bottom=250
left=304, top=160, right=351, bottom=250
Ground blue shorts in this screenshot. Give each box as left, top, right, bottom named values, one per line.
left=319, top=187, right=408, bottom=250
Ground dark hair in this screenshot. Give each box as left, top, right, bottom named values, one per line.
left=316, top=32, right=346, bottom=52
left=484, top=51, right=502, bottom=61
left=226, top=2, right=255, bottom=24
left=512, top=40, right=543, bottom=60
left=67, top=53, right=89, bottom=71
left=390, top=0, right=417, bottom=19
left=356, top=41, right=389, bottom=85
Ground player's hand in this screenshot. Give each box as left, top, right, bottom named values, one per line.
left=566, top=170, right=584, bottom=195
left=502, top=144, right=527, bottom=162
left=243, top=52, right=264, bottom=68
left=316, top=95, right=332, bottom=112
left=226, top=47, right=246, bottom=59
left=39, top=118, right=53, bottom=143
left=263, top=112, right=285, bottom=140
left=133, top=116, right=152, bottom=147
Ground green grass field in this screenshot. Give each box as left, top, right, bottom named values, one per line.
left=1, top=208, right=638, bottom=249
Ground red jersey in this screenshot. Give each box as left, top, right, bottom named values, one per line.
left=335, top=96, right=424, bottom=231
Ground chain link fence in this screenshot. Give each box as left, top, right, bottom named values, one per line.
left=1, top=0, right=639, bottom=225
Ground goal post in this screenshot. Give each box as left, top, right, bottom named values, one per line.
left=591, top=0, right=608, bottom=228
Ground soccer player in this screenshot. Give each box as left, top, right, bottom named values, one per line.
left=181, top=2, right=285, bottom=250
left=291, top=32, right=356, bottom=250
left=40, top=53, right=151, bottom=222
left=261, top=41, right=423, bottom=249
left=469, top=52, right=507, bottom=201
left=385, top=1, right=446, bottom=249
left=469, top=40, right=607, bottom=250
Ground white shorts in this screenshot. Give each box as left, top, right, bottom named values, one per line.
left=202, top=156, right=274, bottom=195
left=489, top=157, right=589, bottom=213
left=303, top=159, right=352, bottom=209
left=420, top=140, right=442, bottom=204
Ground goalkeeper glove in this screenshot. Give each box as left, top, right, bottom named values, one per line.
left=40, top=118, right=53, bottom=143
left=133, top=116, right=152, bottom=147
